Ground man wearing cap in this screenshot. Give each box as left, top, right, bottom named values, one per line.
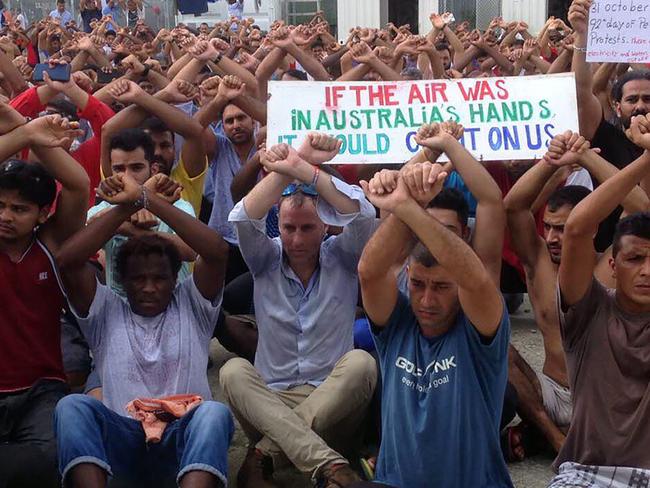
left=220, top=133, right=378, bottom=488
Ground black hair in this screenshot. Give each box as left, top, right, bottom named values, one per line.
left=47, top=98, right=79, bottom=121
left=611, top=70, right=650, bottom=102
left=108, top=128, right=155, bottom=163
left=116, top=234, right=182, bottom=282
left=105, top=30, right=116, bottom=37
left=426, top=188, right=469, bottom=228
left=283, top=69, right=308, bottom=81
left=410, top=241, right=439, bottom=268
left=0, top=159, right=57, bottom=208
left=401, top=67, right=423, bottom=80
left=612, top=212, right=650, bottom=257
left=435, top=42, right=450, bottom=52
left=142, top=116, right=172, bottom=137
left=546, top=185, right=591, bottom=212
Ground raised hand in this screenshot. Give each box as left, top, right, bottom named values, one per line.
left=143, top=173, right=183, bottom=203
left=107, top=79, right=145, bottom=104
left=23, top=114, right=83, bottom=148
left=430, top=13, right=446, bottom=30
left=121, top=54, right=145, bottom=75
left=200, top=76, right=221, bottom=98
left=360, top=171, right=413, bottom=213
left=350, top=41, right=376, bottom=64
left=400, top=162, right=448, bottom=206
left=96, top=173, right=142, bottom=205
left=440, top=120, right=464, bottom=141
left=415, top=123, right=454, bottom=151
left=217, top=75, right=246, bottom=101
left=626, top=114, right=650, bottom=150
left=568, top=0, right=591, bottom=35
left=298, top=132, right=342, bottom=165
left=260, top=143, right=306, bottom=177
left=164, top=79, right=199, bottom=104
left=543, top=130, right=590, bottom=166
left=130, top=209, right=159, bottom=229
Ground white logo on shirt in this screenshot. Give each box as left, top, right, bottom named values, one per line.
left=38, top=272, right=48, bottom=281
left=396, top=355, right=457, bottom=393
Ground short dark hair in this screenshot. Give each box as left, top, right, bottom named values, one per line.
left=142, top=116, right=172, bottom=137
left=0, top=159, right=57, bottom=208
left=427, top=188, right=469, bottom=228
left=410, top=241, right=439, bottom=268
left=47, top=98, right=79, bottom=121
left=283, top=69, right=308, bottom=81
left=612, top=70, right=650, bottom=102
left=108, top=128, right=155, bottom=163
left=612, top=212, right=650, bottom=257
left=435, top=42, right=450, bottom=52
left=546, top=185, right=591, bottom=212
left=116, top=234, right=182, bottom=282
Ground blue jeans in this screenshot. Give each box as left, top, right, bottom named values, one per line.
left=54, top=394, right=233, bottom=486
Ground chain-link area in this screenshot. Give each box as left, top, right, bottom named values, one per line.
left=439, top=0, right=501, bottom=29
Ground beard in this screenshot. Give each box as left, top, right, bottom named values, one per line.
left=622, top=108, right=648, bottom=129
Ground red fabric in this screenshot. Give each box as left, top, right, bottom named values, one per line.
left=73, top=95, right=115, bottom=205
left=485, top=163, right=544, bottom=282
left=27, top=43, right=39, bottom=66
left=0, top=239, right=66, bottom=392
left=126, top=394, right=203, bottom=443
left=10, top=86, right=45, bottom=119
left=334, top=165, right=360, bottom=185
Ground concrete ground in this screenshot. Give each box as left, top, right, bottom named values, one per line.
left=208, top=295, right=556, bottom=488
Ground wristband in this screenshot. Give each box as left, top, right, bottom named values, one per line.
left=311, top=166, right=320, bottom=187
left=573, top=45, right=587, bottom=53
left=141, top=64, right=151, bottom=77
left=213, top=53, right=223, bottom=65
left=135, top=185, right=148, bottom=209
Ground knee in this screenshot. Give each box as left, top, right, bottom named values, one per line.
left=191, top=402, right=234, bottom=438
left=218, top=357, right=253, bottom=391
left=55, top=394, right=98, bottom=423
left=340, top=350, right=378, bottom=390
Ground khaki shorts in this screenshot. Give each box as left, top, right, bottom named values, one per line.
left=536, top=371, right=572, bottom=427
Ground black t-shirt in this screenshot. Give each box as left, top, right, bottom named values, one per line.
left=591, top=118, right=644, bottom=169
left=590, top=117, right=644, bottom=251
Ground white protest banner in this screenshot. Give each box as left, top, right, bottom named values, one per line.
left=586, top=0, right=650, bottom=63
left=267, top=74, right=579, bottom=164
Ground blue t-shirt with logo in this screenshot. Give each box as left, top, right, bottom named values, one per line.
left=371, top=293, right=512, bottom=488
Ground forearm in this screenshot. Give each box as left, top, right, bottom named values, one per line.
left=443, top=26, right=465, bottom=60
left=283, top=43, right=330, bottom=81
left=214, top=55, right=259, bottom=95
left=0, top=103, right=27, bottom=135
left=368, top=57, right=402, bottom=81
left=243, top=171, right=293, bottom=220
left=172, top=57, right=205, bottom=82
left=395, top=200, right=489, bottom=290
left=453, top=45, right=480, bottom=71
left=146, top=68, right=170, bottom=90
left=530, top=55, right=551, bottom=74
left=147, top=193, right=228, bottom=263
left=504, top=160, right=558, bottom=211
left=580, top=149, right=649, bottom=214
left=547, top=49, right=572, bottom=74
left=86, top=46, right=111, bottom=69
left=255, top=47, right=285, bottom=83
left=322, top=47, right=349, bottom=69
left=70, top=49, right=90, bottom=72
left=592, top=62, right=617, bottom=95
left=427, top=51, right=445, bottom=79
left=444, top=137, right=502, bottom=203
left=232, top=94, right=267, bottom=124
left=337, top=63, right=371, bottom=81
left=58, top=204, right=135, bottom=268
left=358, top=214, right=416, bottom=280
left=231, top=153, right=262, bottom=203
left=0, top=50, right=29, bottom=95
left=0, top=124, right=31, bottom=159
left=195, top=94, right=229, bottom=128
left=482, top=45, right=514, bottom=75
left=62, top=84, right=90, bottom=111
left=137, top=94, right=203, bottom=139
left=569, top=151, right=650, bottom=235
left=166, top=52, right=192, bottom=79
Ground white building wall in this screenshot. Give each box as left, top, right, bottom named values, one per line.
left=501, top=0, right=547, bottom=34
left=418, top=0, right=439, bottom=34
left=336, top=0, right=388, bottom=39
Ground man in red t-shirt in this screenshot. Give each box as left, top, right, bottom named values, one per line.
left=0, top=103, right=89, bottom=487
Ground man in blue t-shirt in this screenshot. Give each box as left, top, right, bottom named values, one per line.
left=358, top=161, right=513, bottom=488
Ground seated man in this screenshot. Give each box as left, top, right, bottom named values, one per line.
left=220, top=135, right=378, bottom=488
left=54, top=172, right=233, bottom=488
left=0, top=111, right=88, bottom=487
left=549, top=115, right=650, bottom=485
left=504, top=131, right=649, bottom=459
left=358, top=162, right=512, bottom=487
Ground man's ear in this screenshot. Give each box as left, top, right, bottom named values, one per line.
left=37, top=204, right=52, bottom=225
left=609, top=256, right=617, bottom=280
left=614, top=101, right=622, bottom=119
left=463, top=226, right=471, bottom=242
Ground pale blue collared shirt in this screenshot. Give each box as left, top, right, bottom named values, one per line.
left=229, top=178, right=377, bottom=390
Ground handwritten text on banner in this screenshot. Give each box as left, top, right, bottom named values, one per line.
left=586, top=0, right=650, bottom=63
left=267, top=74, right=579, bottom=164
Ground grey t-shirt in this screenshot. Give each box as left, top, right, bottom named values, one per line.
left=72, top=277, right=221, bottom=415
left=554, top=278, right=650, bottom=470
